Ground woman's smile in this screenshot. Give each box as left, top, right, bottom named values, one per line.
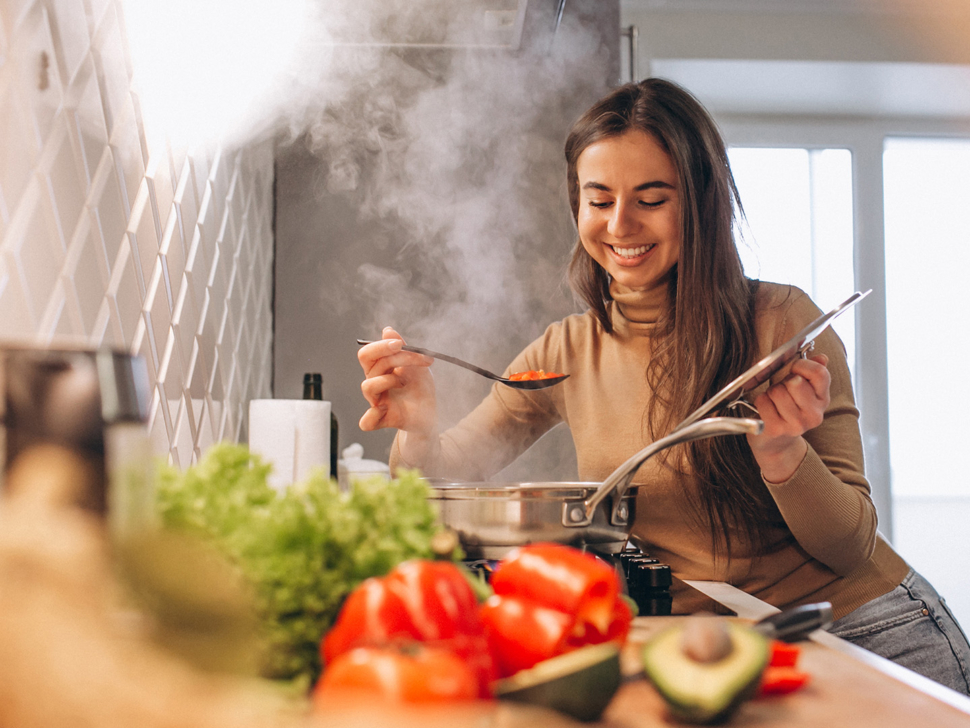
left=576, top=129, right=682, bottom=290
left=610, top=243, right=656, bottom=261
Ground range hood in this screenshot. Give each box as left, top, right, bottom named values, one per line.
left=319, top=0, right=529, bottom=50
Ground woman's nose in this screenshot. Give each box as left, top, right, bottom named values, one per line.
left=607, top=200, right=638, bottom=238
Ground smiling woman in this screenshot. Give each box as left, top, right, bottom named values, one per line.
left=357, top=76, right=970, bottom=695
left=575, top=129, right=682, bottom=292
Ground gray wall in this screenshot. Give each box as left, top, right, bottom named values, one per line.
left=621, top=1, right=970, bottom=69
left=273, top=0, right=620, bottom=477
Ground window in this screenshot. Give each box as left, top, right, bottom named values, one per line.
left=883, top=137, right=970, bottom=499
left=728, top=147, right=857, bottom=377
left=883, top=136, right=970, bottom=627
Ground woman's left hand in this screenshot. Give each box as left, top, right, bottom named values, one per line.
left=747, top=353, right=830, bottom=484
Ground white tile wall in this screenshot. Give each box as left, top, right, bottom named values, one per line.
left=0, top=0, right=274, bottom=466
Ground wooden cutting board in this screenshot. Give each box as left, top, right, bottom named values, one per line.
left=600, top=617, right=970, bottom=728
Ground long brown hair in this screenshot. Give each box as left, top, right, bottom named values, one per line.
left=565, top=78, right=778, bottom=557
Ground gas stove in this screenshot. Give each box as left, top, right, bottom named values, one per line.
left=464, top=543, right=673, bottom=616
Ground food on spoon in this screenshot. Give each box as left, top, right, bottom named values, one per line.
left=495, top=642, right=622, bottom=722
left=507, top=369, right=565, bottom=381
left=641, top=618, right=769, bottom=724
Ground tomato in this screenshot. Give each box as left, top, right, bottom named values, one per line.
left=758, top=666, right=810, bottom=696
left=314, top=644, right=480, bottom=703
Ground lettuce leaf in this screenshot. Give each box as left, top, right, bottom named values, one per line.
left=154, top=443, right=444, bottom=686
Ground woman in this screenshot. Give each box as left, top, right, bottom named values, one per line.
left=357, top=78, right=970, bottom=693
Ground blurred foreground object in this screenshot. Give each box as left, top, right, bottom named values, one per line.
left=0, top=445, right=317, bottom=728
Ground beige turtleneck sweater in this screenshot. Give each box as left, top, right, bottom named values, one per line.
left=390, top=281, right=908, bottom=618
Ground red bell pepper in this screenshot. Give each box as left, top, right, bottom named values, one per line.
left=314, top=643, right=480, bottom=704
left=322, top=560, right=496, bottom=697
left=481, top=543, right=632, bottom=677
left=759, top=666, right=810, bottom=696
left=479, top=593, right=575, bottom=676
left=491, top=543, right=623, bottom=642
left=768, top=639, right=801, bottom=668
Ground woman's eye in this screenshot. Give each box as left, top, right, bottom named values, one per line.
left=588, top=200, right=612, bottom=209
left=639, top=199, right=665, bottom=208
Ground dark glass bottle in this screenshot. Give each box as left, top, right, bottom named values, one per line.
left=303, top=372, right=339, bottom=479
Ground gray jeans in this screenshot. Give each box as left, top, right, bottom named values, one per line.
left=830, top=569, right=970, bottom=695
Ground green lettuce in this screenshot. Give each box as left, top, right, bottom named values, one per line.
left=153, top=443, right=444, bottom=688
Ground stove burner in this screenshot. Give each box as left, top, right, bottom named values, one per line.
left=618, top=549, right=673, bottom=616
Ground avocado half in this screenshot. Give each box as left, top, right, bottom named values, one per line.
left=495, top=642, right=622, bottom=722
left=642, top=622, right=769, bottom=724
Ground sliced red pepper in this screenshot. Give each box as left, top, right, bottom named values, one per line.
left=490, top=543, right=621, bottom=643
left=479, top=593, right=575, bottom=677
left=768, top=640, right=801, bottom=668
left=322, top=560, right=496, bottom=697
left=759, top=666, right=810, bottom=696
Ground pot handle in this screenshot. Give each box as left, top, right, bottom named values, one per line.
left=563, top=417, right=764, bottom=528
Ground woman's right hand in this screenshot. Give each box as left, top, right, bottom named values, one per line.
left=358, top=327, right=437, bottom=450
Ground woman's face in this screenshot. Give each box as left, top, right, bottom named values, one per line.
left=575, top=129, right=682, bottom=292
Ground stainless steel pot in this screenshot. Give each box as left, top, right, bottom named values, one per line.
left=0, top=345, right=150, bottom=526
left=426, top=416, right=763, bottom=559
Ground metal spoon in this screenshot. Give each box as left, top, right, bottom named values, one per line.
left=356, top=339, right=569, bottom=390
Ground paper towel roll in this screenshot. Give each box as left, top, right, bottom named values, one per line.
left=248, top=399, right=331, bottom=493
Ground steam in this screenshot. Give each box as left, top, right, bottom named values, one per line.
left=282, top=4, right=610, bottom=432
left=126, top=0, right=614, bottom=478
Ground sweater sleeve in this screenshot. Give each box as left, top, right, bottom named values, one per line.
left=389, top=325, right=566, bottom=481
left=756, top=288, right=877, bottom=576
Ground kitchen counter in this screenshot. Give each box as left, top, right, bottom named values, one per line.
left=319, top=581, right=970, bottom=728
left=607, top=618, right=970, bottom=728
left=601, top=581, right=970, bottom=727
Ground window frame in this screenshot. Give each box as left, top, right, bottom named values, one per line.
left=716, top=114, right=970, bottom=541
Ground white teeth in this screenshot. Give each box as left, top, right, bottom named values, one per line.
left=612, top=244, right=653, bottom=258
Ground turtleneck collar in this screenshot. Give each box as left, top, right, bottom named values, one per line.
left=609, top=278, right=671, bottom=334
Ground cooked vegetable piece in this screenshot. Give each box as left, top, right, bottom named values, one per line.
left=508, top=370, right=565, bottom=381
left=642, top=620, right=769, bottom=724
left=495, top=642, right=622, bottom=722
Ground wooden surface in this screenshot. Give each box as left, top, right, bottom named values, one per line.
left=599, top=617, right=970, bottom=728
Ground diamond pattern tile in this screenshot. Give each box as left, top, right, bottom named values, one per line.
left=0, top=0, right=275, bottom=464
left=70, top=59, right=109, bottom=185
